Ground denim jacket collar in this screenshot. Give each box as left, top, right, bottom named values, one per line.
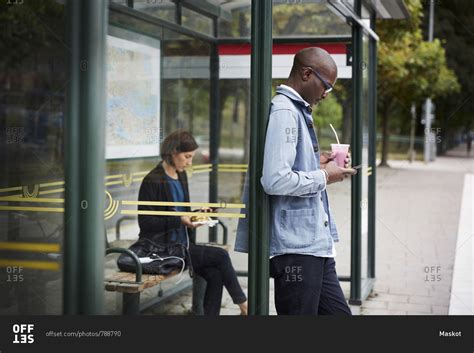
left=276, top=85, right=313, bottom=114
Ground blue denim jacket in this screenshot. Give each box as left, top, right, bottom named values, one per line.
left=235, top=85, right=339, bottom=256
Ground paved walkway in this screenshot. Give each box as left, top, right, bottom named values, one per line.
left=107, top=144, right=472, bottom=315
left=362, top=144, right=472, bottom=315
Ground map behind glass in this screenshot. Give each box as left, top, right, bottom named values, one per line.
left=106, top=33, right=160, bottom=159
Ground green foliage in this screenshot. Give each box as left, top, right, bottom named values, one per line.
left=0, top=0, right=63, bottom=71
left=377, top=0, right=460, bottom=107
left=431, top=0, right=474, bottom=138
left=272, top=3, right=350, bottom=36
left=376, top=0, right=461, bottom=163
left=312, top=94, right=342, bottom=131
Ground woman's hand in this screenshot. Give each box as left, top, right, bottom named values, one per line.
left=181, top=216, right=202, bottom=229
left=199, top=207, right=215, bottom=213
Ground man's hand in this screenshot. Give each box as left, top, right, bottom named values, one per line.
left=323, top=161, right=357, bottom=184
left=344, top=152, right=352, bottom=178
left=320, top=151, right=351, bottom=169
left=344, top=152, right=351, bottom=168
left=320, top=151, right=335, bottom=167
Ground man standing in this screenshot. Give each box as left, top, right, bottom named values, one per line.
left=237, top=47, right=356, bottom=315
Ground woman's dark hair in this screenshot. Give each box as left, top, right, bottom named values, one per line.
left=160, top=130, right=199, bottom=166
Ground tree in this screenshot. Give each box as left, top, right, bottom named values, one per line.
left=376, top=0, right=460, bottom=166
left=429, top=0, right=474, bottom=153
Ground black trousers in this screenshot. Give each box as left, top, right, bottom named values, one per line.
left=270, top=254, right=352, bottom=315
left=189, top=244, right=246, bottom=315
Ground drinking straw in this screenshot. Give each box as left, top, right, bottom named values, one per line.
left=329, top=123, right=341, bottom=145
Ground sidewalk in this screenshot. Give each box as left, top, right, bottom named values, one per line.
left=126, top=144, right=472, bottom=315
left=361, top=144, right=473, bottom=315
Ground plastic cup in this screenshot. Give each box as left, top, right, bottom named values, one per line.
left=331, top=144, right=350, bottom=167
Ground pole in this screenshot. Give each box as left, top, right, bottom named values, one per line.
left=423, top=0, right=435, bottom=163
left=209, top=18, right=220, bottom=243
left=368, top=9, right=377, bottom=281
left=64, top=0, right=107, bottom=314
left=349, top=0, right=362, bottom=305
left=248, top=0, right=271, bottom=315
left=409, top=104, right=416, bottom=163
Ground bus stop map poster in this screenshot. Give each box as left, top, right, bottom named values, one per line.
left=105, top=26, right=161, bottom=159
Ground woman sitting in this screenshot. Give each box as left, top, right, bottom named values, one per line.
left=134, top=130, right=247, bottom=315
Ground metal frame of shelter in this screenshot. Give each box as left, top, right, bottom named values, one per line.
left=64, top=0, right=408, bottom=314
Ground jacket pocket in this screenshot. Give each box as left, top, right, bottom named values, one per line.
left=279, top=208, right=316, bottom=249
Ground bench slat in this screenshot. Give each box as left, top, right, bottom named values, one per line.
left=104, top=271, right=179, bottom=294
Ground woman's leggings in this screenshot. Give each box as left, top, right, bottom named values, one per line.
left=189, top=243, right=246, bottom=315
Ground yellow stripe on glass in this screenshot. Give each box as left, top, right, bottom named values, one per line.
left=122, top=210, right=245, bottom=219
left=0, top=259, right=59, bottom=271
left=0, top=242, right=60, bottom=252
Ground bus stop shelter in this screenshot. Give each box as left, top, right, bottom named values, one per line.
left=0, top=0, right=408, bottom=315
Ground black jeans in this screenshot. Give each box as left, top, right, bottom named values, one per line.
left=189, top=244, right=246, bottom=315
left=270, top=254, right=352, bottom=315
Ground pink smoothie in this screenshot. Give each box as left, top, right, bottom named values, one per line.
left=331, top=144, right=350, bottom=167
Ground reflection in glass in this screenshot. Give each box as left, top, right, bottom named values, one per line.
left=182, top=8, right=213, bottom=36
left=272, top=2, right=351, bottom=37
left=0, top=0, right=67, bottom=314
left=133, top=0, right=176, bottom=23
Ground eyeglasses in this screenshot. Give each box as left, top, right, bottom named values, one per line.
left=304, top=66, right=333, bottom=94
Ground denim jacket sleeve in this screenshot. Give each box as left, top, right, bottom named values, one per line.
left=260, top=108, right=326, bottom=197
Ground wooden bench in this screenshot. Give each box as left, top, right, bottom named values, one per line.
left=104, top=243, right=230, bottom=315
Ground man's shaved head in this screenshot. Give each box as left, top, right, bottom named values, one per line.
left=290, top=47, right=337, bottom=78
left=286, top=47, right=338, bottom=106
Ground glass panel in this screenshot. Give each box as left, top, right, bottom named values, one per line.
left=162, top=28, right=211, bottom=243
left=316, top=78, right=353, bottom=278
left=218, top=2, right=251, bottom=38
left=0, top=0, right=67, bottom=314
left=218, top=0, right=351, bottom=39
left=361, top=33, right=370, bottom=281
left=111, top=0, right=128, bottom=5
left=218, top=78, right=250, bottom=273
left=133, top=0, right=176, bottom=23
left=182, top=7, right=213, bottom=36
left=272, top=1, right=351, bottom=37
left=104, top=11, right=212, bottom=314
